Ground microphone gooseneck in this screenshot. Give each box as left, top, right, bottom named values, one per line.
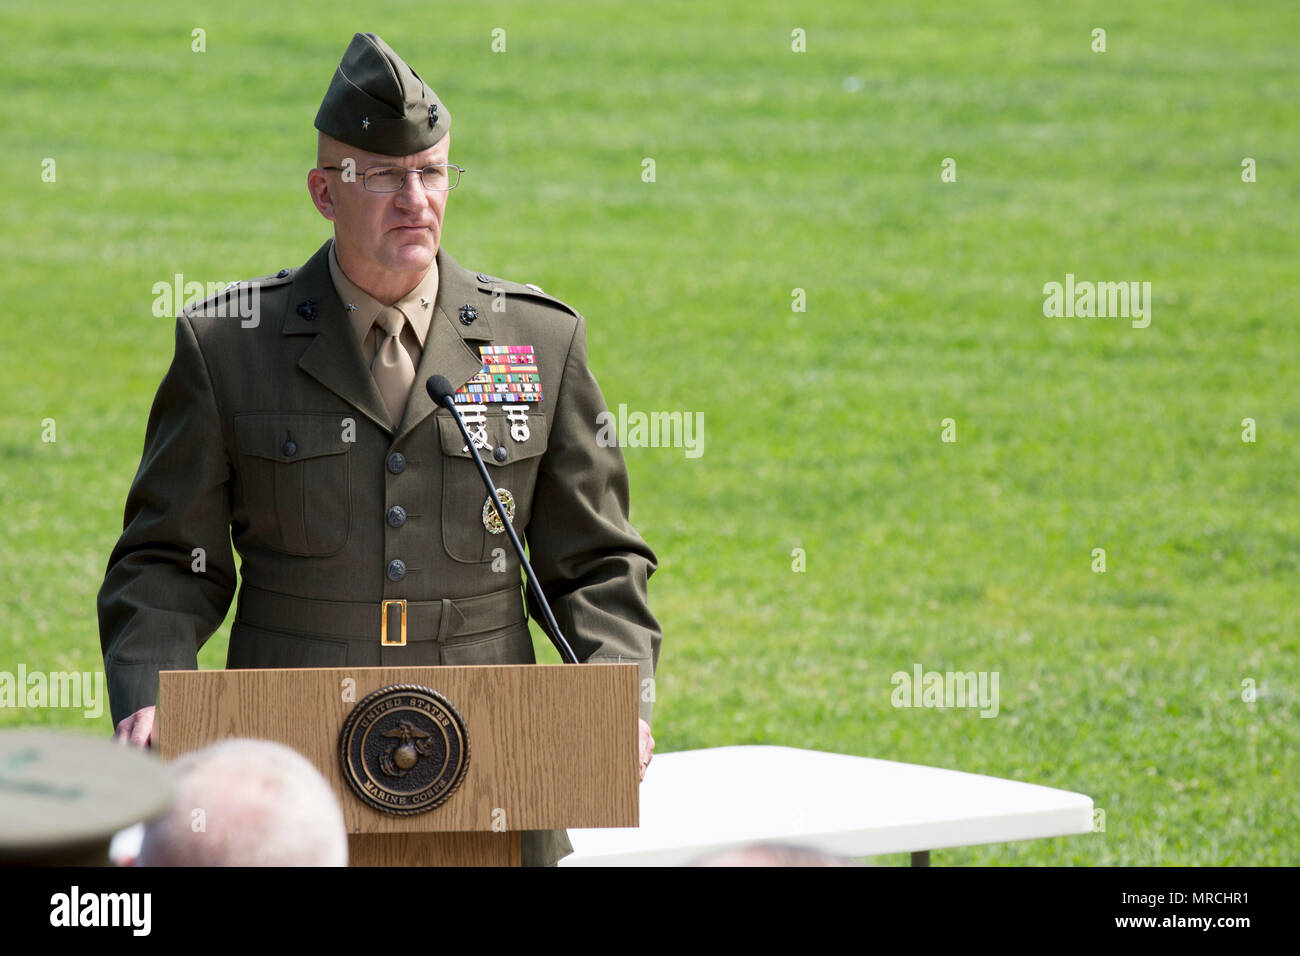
left=426, top=376, right=579, bottom=664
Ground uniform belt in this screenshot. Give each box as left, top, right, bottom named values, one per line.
left=236, top=584, right=526, bottom=644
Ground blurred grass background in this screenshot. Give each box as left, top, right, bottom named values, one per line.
left=0, top=0, right=1295, bottom=864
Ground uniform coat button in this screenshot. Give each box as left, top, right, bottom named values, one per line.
left=386, top=559, right=407, bottom=582
left=386, top=505, right=407, bottom=528
left=387, top=452, right=407, bottom=474
left=281, top=440, right=297, bottom=457
left=493, top=446, right=508, bottom=462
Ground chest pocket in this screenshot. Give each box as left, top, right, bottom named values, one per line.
left=437, top=408, right=548, bottom=564
left=233, top=412, right=353, bottom=556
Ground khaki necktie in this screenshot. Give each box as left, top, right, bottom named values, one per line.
left=371, top=307, right=416, bottom=426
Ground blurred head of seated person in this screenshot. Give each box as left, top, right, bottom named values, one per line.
left=137, top=738, right=347, bottom=867
left=691, top=843, right=860, bottom=867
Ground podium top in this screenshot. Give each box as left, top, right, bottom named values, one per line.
left=158, top=663, right=640, bottom=833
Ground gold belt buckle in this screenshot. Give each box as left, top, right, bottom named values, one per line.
left=381, top=599, right=407, bottom=646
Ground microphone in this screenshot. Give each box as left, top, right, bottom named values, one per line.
left=427, top=375, right=579, bottom=664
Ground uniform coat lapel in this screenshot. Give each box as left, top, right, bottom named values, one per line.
left=283, top=241, right=392, bottom=433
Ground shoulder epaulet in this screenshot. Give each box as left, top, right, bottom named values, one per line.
left=472, top=270, right=582, bottom=320
left=183, top=267, right=297, bottom=318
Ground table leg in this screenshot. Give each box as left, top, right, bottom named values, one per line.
left=910, top=850, right=930, bottom=867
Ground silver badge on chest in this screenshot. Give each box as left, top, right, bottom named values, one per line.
left=458, top=404, right=491, bottom=452
left=504, top=404, right=531, bottom=442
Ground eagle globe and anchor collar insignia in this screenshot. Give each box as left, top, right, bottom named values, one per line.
left=339, top=685, right=470, bottom=815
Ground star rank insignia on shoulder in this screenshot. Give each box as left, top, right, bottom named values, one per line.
left=471, top=271, right=582, bottom=320
left=179, top=267, right=294, bottom=323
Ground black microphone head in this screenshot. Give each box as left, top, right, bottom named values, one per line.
left=426, top=375, right=455, bottom=405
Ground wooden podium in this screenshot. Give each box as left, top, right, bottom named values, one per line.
left=156, top=663, right=640, bottom=866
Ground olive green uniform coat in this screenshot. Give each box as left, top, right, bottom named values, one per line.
left=97, top=240, right=662, bottom=866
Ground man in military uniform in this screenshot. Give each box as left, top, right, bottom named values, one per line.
left=97, top=32, right=661, bottom=867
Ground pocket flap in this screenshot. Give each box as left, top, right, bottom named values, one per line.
left=234, top=412, right=353, bottom=462
left=436, top=408, right=548, bottom=465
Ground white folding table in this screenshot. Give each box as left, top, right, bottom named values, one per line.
left=561, top=745, right=1094, bottom=866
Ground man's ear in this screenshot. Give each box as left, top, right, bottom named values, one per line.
left=307, top=168, right=336, bottom=222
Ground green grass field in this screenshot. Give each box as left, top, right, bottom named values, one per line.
left=1, top=1, right=1295, bottom=864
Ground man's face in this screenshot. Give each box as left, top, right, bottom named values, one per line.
left=310, top=132, right=452, bottom=278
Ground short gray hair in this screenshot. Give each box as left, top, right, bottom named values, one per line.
left=139, top=738, right=347, bottom=866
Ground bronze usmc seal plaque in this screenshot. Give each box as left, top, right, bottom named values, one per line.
left=339, top=684, right=470, bottom=815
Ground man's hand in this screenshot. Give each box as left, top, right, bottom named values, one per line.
left=638, top=718, right=655, bottom=782
left=114, top=705, right=155, bottom=749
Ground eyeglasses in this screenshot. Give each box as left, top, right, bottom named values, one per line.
left=320, top=163, right=465, bottom=192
